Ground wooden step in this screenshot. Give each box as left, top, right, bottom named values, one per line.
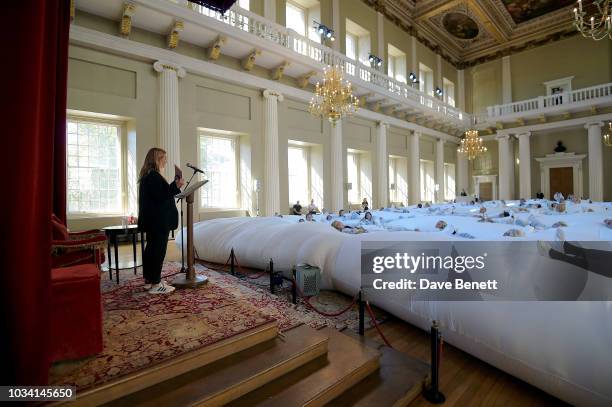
left=65, top=321, right=278, bottom=407
left=326, top=333, right=430, bottom=407
left=228, top=327, right=380, bottom=407
left=104, top=324, right=329, bottom=407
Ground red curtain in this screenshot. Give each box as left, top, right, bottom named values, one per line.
left=1, top=0, right=70, bottom=385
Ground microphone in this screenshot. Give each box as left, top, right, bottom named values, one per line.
left=186, top=163, right=205, bottom=174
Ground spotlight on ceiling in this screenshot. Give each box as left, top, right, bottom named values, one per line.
left=187, top=0, right=238, bottom=14
left=313, top=21, right=335, bottom=41
left=368, top=53, right=383, bottom=68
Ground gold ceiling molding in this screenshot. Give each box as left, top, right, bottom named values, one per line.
left=361, top=0, right=579, bottom=69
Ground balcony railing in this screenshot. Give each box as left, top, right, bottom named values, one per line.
left=174, top=0, right=469, bottom=128
left=479, top=82, right=612, bottom=123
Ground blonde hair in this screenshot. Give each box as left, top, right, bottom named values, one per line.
left=139, top=147, right=166, bottom=180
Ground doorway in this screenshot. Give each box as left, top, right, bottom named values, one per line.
left=549, top=167, right=573, bottom=199
left=479, top=182, right=493, bottom=201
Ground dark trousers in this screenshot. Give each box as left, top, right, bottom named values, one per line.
left=143, top=229, right=169, bottom=284
left=549, top=242, right=612, bottom=279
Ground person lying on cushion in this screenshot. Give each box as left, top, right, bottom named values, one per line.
left=540, top=238, right=612, bottom=279
left=331, top=220, right=366, bottom=234
left=360, top=211, right=383, bottom=226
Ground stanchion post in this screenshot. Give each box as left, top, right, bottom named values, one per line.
left=423, top=320, right=445, bottom=404
left=358, top=290, right=364, bottom=336
left=230, top=248, right=235, bottom=276
left=269, top=258, right=275, bottom=294
left=292, top=267, right=297, bottom=304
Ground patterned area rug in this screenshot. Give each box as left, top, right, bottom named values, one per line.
left=101, top=261, right=387, bottom=333
left=49, top=264, right=275, bottom=390
left=201, top=262, right=387, bottom=333
left=54, top=262, right=388, bottom=392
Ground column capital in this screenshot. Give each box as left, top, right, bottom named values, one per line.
left=263, top=89, right=284, bottom=102
left=153, top=60, right=186, bottom=78
left=377, top=121, right=389, bottom=128
left=517, top=131, right=531, bottom=139
left=585, top=121, right=604, bottom=130
left=437, top=138, right=445, bottom=144
left=495, top=134, right=510, bottom=141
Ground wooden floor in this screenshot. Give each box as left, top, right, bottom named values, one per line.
left=109, top=241, right=566, bottom=407
left=365, top=320, right=565, bottom=407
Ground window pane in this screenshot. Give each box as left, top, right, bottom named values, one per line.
left=387, top=56, right=394, bottom=78
left=389, top=158, right=396, bottom=203
left=286, top=2, right=306, bottom=36
left=288, top=146, right=309, bottom=205
left=420, top=160, right=435, bottom=202
left=346, top=33, right=356, bottom=60
left=200, top=135, right=238, bottom=208
left=347, top=153, right=359, bottom=204
left=445, top=163, right=456, bottom=200
left=66, top=119, right=122, bottom=214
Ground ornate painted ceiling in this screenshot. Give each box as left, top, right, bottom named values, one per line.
left=363, top=0, right=580, bottom=68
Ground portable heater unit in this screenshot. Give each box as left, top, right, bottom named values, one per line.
left=294, top=264, right=321, bottom=297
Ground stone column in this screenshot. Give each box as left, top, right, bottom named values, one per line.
left=377, top=12, right=384, bottom=62
left=436, top=138, right=445, bottom=202
left=153, top=61, right=185, bottom=180
left=501, top=56, right=512, bottom=104
left=330, top=120, right=344, bottom=212
left=586, top=122, right=604, bottom=201
left=263, top=0, right=276, bottom=22
left=517, top=132, right=532, bottom=199
left=497, top=134, right=514, bottom=200
left=457, top=69, right=465, bottom=111
left=410, top=36, right=417, bottom=74
left=331, top=0, right=340, bottom=51
left=263, top=89, right=283, bottom=216
left=436, top=54, right=442, bottom=93
left=376, top=122, right=388, bottom=208
left=457, top=148, right=469, bottom=196
left=409, top=132, right=421, bottom=204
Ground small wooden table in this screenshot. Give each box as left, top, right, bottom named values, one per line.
left=102, top=225, right=144, bottom=284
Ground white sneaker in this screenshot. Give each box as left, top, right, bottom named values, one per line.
left=149, top=281, right=175, bottom=294
left=143, top=283, right=152, bottom=290
left=556, top=227, right=566, bottom=242
left=537, top=240, right=552, bottom=257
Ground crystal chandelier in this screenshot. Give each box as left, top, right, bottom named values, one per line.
left=309, top=65, right=359, bottom=125
left=573, top=0, right=612, bottom=40
left=603, top=122, right=612, bottom=147
left=457, top=130, right=487, bottom=160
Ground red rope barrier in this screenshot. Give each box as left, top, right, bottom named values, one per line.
left=245, top=271, right=268, bottom=279
left=292, top=278, right=359, bottom=317
left=366, top=301, right=393, bottom=348
left=232, top=251, right=270, bottom=280
left=232, top=250, right=359, bottom=319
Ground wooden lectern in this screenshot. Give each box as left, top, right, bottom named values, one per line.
left=172, top=180, right=208, bottom=288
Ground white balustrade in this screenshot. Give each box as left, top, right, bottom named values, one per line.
left=482, top=82, right=612, bottom=122
left=175, top=1, right=470, bottom=128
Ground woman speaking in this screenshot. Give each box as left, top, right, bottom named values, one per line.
left=138, top=147, right=184, bottom=294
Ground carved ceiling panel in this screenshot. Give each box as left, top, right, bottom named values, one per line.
left=363, top=0, right=579, bottom=68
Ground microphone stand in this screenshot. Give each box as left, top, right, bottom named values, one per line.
left=177, top=169, right=198, bottom=274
